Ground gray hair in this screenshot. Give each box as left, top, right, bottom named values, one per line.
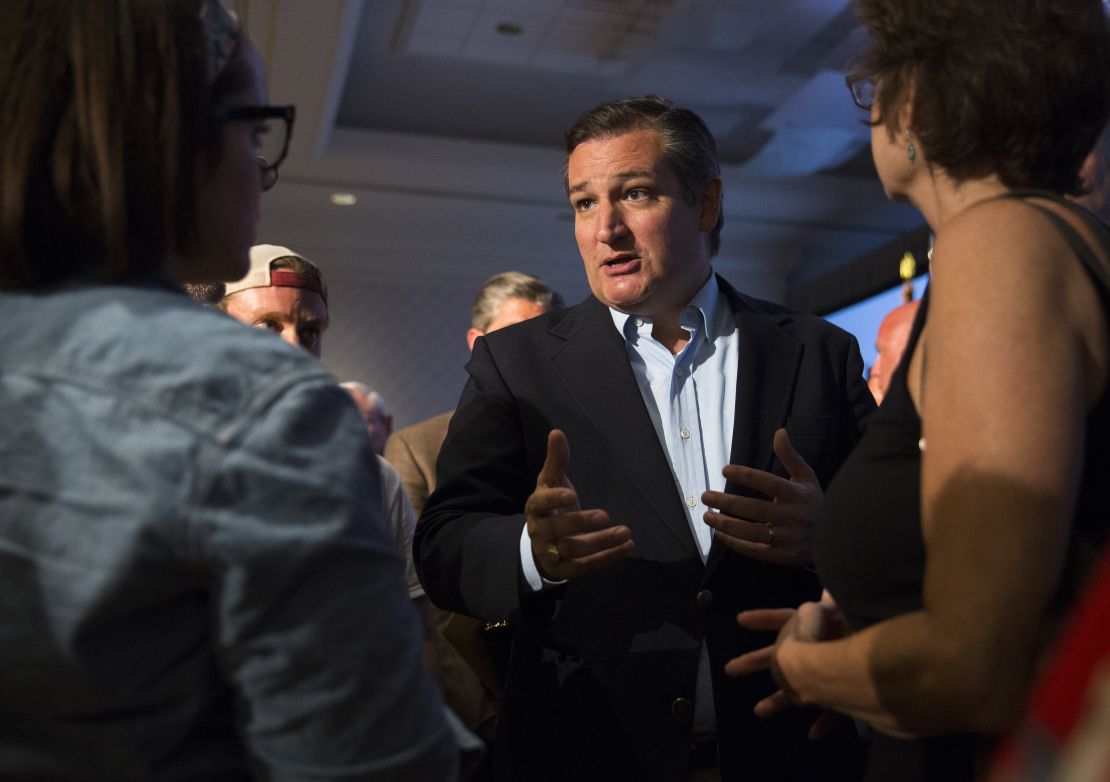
left=562, top=95, right=724, bottom=256
left=471, top=272, right=563, bottom=332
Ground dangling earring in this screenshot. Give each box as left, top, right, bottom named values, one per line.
left=906, top=131, right=917, bottom=167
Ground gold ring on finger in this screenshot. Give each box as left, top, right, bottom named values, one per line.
left=545, top=542, right=561, bottom=563
left=765, top=524, right=775, bottom=547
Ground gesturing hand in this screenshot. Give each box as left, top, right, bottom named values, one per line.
left=701, top=428, right=822, bottom=566
left=525, top=429, right=634, bottom=581
left=725, top=591, right=849, bottom=739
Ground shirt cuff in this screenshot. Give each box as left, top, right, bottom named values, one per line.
left=519, top=524, right=566, bottom=591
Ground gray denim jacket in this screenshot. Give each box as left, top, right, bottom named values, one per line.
left=0, top=282, right=457, bottom=781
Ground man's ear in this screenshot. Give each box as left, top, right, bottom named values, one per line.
left=699, top=177, right=723, bottom=233
left=466, top=327, right=484, bottom=352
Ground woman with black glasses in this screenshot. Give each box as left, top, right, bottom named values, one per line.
left=0, top=2, right=458, bottom=778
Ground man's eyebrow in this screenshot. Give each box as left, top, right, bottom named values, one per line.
left=568, top=168, right=656, bottom=194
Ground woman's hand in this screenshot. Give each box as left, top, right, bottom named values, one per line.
left=725, top=591, right=849, bottom=737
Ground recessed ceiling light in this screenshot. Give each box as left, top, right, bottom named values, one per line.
left=329, top=192, right=357, bottom=206
left=496, top=21, right=523, bottom=36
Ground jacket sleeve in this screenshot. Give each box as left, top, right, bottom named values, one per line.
left=414, top=337, right=541, bottom=621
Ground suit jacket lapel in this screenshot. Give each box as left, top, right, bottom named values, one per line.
left=705, top=277, right=802, bottom=578
left=550, top=298, right=698, bottom=556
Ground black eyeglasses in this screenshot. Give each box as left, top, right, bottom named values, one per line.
left=211, top=104, right=296, bottom=173
left=846, top=77, right=876, bottom=111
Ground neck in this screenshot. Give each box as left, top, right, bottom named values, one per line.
left=651, top=319, right=691, bottom=355
left=910, top=171, right=1010, bottom=232
left=650, top=268, right=713, bottom=355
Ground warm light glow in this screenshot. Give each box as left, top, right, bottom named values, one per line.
left=329, top=192, right=357, bottom=206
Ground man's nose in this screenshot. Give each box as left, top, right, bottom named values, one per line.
left=596, top=203, right=629, bottom=245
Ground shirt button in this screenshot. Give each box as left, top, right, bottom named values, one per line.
left=696, top=590, right=714, bottom=609
left=635, top=318, right=644, bottom=327
left=686, top=496, right=697, bottom=508
left=680, top=427, right=691, bottom=440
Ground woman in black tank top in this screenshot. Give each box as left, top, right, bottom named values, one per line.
left=725, top=2, right=1110, bottom=780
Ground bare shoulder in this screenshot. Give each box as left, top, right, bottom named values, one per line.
left=931, top=194, right=1108, bottom=402
left=937, top=198, right=1076, bottom=288
left=932, top=196, right=1104, bottom=320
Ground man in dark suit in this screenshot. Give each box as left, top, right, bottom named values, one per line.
left=415, top=96, right=873, bottom=782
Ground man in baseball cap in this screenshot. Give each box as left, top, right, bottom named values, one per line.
left=221, top=243, right=330, bottom=357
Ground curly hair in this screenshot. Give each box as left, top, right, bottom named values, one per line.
left=848, top=0, right=1110, bottom=195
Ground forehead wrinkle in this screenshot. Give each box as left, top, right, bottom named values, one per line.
left=569, top=167, right=658, bottom=194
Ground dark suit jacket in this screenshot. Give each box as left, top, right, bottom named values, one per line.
left=416, top=277, right=875, bottom=781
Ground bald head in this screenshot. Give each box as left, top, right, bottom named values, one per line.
left=341, top=382, right=392, bottom=455
left=868, top=299, right=920, bottom=405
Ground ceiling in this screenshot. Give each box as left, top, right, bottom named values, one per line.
left=243, top=0, right=924, bottom=306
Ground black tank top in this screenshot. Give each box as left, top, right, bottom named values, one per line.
left=815, top=192, right=1110, bottom=782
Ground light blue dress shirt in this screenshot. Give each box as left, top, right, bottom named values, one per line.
left=519, top=274, right=739, bottom=736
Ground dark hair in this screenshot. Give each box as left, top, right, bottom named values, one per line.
left=848, top=0, right=1110, bottom=194
left=184, top=282, right=227, bottom=305
left=0, top=0, right=247, bottom=290
left=563, top=95, right=724, bottom=256
left=471, top=271, right=562, bottom=331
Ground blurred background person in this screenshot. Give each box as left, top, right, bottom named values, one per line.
left=868, top=252, right=922, bottom=405
left=184, top=281, right=227, bottom=305
left=342, top=381, right=393, bottom=456
left=385, top=270, right=559, bottom=772
left=0, top=1, right=457, bottom=778
left=866, top=298, right=920, bottom=405
left=727, top=1, right=1110, bottom=781
left=221, top=248, right=443, bottom=686
left=386, top=271, right=562, bottom=519
left=222, top=243, right=329, bottom=357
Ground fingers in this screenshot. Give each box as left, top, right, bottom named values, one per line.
left=753, top=690, right=793, bottom=719
left=528, top=430, right=632, bottom=579
left=714, top=464, right=792, bottom=501
left=537, top=429, right=572, bottom=489
left=712, top=428, right=820, bottom=500
left=526, top=504, right=608, bottom=540
left=525, top=484, right=581, bottom=519
left=703, top=511, right=800, bottom=566
left=551, top=535, right=635, bottom=580
left=807, top=710, right=838, bottom=740
left=534, top=525, right=634, bottom=581
left=737, top=608, right=795, bottom=631
left=771, top=428, right=819, bottom=484
left=551, top=524, right=631, bottom=561
left=724, top=645, right=774, bottom=677
left=705, top=505, right=777, bottom=543
left=702, top=489, right=783, bottom=526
